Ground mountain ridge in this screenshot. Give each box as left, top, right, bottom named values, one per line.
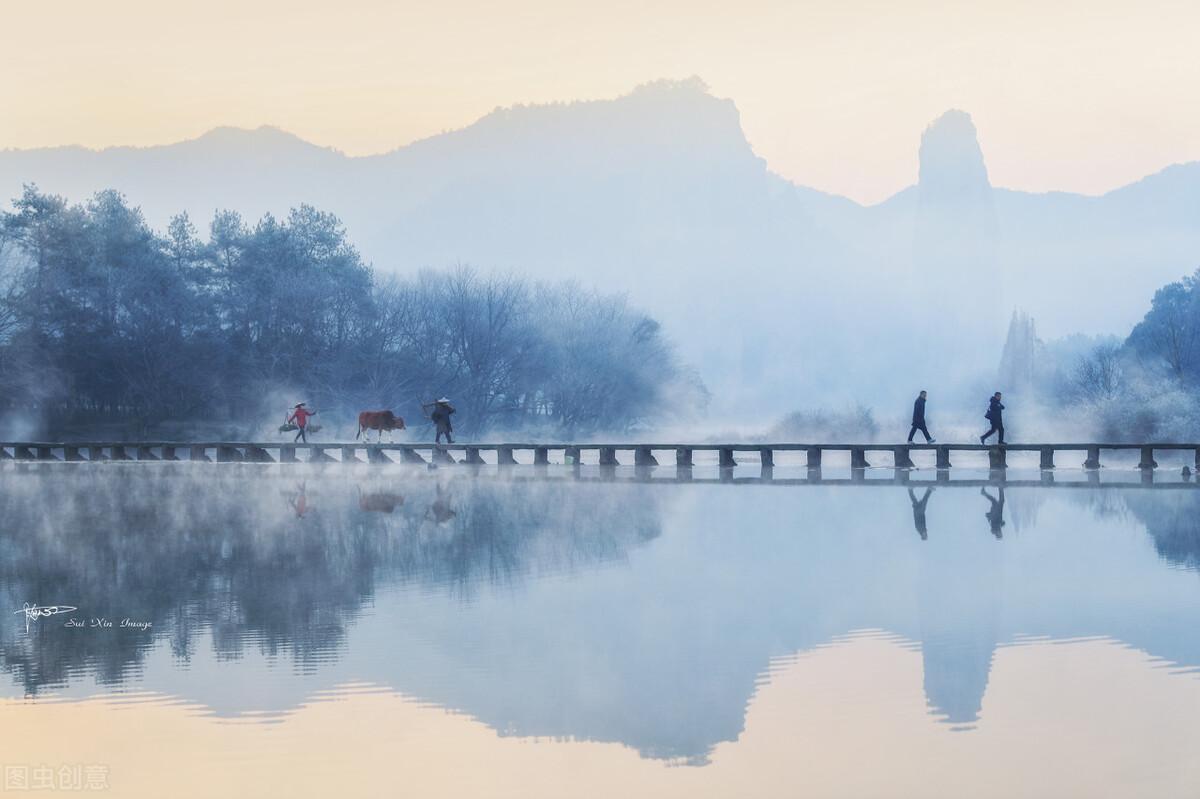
left=4, top=79, right=1194, bottom=208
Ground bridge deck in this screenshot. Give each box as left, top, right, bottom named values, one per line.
left=1, top=441, right=1198, bottom=471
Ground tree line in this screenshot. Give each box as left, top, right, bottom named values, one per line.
left=0, top=186, right=706, bottom=439
left=996, top=267, right=1200, bottom=441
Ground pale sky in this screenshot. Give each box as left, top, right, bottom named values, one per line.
left=3, top=0, right=1198, bottom=204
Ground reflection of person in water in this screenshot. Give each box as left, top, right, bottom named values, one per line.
left=908, top=487, right=933, bottom=540
left=286, top=481, right=310, bottom=518
left=426, top=483, right=457, bottom=525
left=980, top=487, right=1005, bottom=539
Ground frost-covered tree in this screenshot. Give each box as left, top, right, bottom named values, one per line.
left=0, top=187, right=703, bottom=438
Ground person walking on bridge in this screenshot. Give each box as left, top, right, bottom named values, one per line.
left=980, top=392, right=1005, bottom=445
left=287, top=402, right=317, bottom=443
left=423, top=398, right=456, bottom=444
left=907, top=390, right=935, bottom=443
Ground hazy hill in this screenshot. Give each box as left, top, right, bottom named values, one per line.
left=3, top=78, right=1196, bottom=417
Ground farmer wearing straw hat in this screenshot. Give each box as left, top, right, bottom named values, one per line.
left=287, top=402, right=317, bottom=443
left=422, top=398, right=456, bottom=444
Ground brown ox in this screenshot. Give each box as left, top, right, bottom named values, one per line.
left=356, top=410, right=406, bottom=441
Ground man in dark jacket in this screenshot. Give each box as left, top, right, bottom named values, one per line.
left=425, top=397, right=455, bottom=444
left=980, top=392, right=1005, bottom=444
left=907, top=390, right=935, bottom=443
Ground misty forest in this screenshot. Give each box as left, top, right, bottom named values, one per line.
left=0, top=81, right=1199, bottom=442
left=1, top=176, right=1199, bottom=441
left=0, top=186, right=706, bottom=439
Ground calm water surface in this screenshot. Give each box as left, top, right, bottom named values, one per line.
left=1, top=463, right=1199, bottom=797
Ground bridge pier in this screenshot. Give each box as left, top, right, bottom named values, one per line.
left=1083, top=446, right=1101, bottom=469
left=1138, top=446, right=1157, bottom=470
left=675, top=448, right=693, bottom=467
left=893, top=446, right=915, bottom=469
left=806, top=447, right=822, bottom=469
left=246, top=446, right=274, bottom=463
left=308, top=446, right=335, bottom=463
left=109, top=445, right=129, bottom=461
left=399, top=447, right=428, bottom=465
left=599, top=447, right=618, bottom=466
left=533, top=446, right=549, bottom=465
left=719, top=447, right=737, bottom=469
left=497, top=446, right=517, bottom=466
left=432, top=446, right=457, bottom=465
left=1039, top=447, right=1055, bottom=469
left=64, top=446, right=83, bottom=462
left=635, top=447, right=658, bottom=466
left=162, top=446, right=180, bottom=461
left=850, top=447, right=870, bottom=469
left=341, top=446, right=363, bottom=464
left=936, top=446, right=952, bottom=470
left=279, top=446, right=298, bottom=463
left=464, top=446, right=485, bottom=465
left=759, top=448, right=774, bottom=468
left=563, top=446, right=581, bottom=466
left=367, top=447, right=393, bottom=464
left=36, top=446, right=59, bottom=461
left=217, top=446, right=244, bottom=463
left=136, top=446, right=160, bottom=461
left=988, top=447, right=1007, bottom=469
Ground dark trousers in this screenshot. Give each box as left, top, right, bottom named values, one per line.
left=436, top=429, right=453, bottom=444
left=294, top=426, right=307, bottom=443
left=908, top=423, right=931, bottom=443
left=982, top=423, right=1004, bottom=444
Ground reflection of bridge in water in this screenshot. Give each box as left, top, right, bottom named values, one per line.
left=3, top=440, right=1200, bottom=471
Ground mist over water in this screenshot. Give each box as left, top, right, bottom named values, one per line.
left=2, top=463, right=1200, bottom=794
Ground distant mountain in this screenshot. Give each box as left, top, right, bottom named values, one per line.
left=3, top=78, right=1196, bottom=417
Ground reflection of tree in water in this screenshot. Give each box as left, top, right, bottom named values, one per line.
left=1122, top=492, right=1200, bottom=571
left=0, top=467, right=662, bottom=695
left=1059, top=489, right=1200, bottom=571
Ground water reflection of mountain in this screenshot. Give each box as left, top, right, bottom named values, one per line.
left=1, top=466, right=1199, bottom=763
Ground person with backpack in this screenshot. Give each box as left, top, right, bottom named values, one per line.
left=980, top=392, right=1005, bottom=445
